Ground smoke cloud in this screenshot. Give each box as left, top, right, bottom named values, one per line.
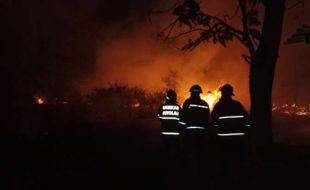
left=78, top=0, right=250, bottom=107
left=77, top=0, right=310, bottom=108
left=4, top=0, right=310, bottom=108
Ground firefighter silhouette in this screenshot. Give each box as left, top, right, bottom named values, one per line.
left=180, top=85, right=210, bottom=158
left=158, top=89, right=182, bottom=156
left=211, top=84, right=250, bottom=137
left=211, top=84, right=250, bottom=186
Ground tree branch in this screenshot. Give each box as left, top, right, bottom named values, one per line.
left=165, top=21, right=248, bottom=49
left=224, top=4, right=240, bottom=21
left=158, top=19, right=179, bottom=39
left=149, top=0, right=181, bottom=15
left=164, top=19, right=179, bottom=40
left=223, top=29, right=248, bottom=48
left=157, top=0, right=258, bottom=56
left=286, top=0, right=305, bottom=10
left=165, top=28, right=208, bottom=41
left=162, top=21, right=249, bottom=52
left=239, top=0, right=256, bottom=58
left=148, top=1, right=181, bottom=24
left=205, top=14, right=244, bottom=36
left=242, top=54, right=252, bottom=65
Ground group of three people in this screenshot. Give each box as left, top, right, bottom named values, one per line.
left=158, top=84, right=250, bottom=155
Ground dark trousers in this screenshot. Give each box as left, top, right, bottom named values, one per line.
left=180, top=131, right=217, bottom=189
left=161, top=135, right=181, bottom=158
left=216, top=136, right=250, bottom=188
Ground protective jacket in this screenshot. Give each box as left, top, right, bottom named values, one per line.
left=180, top=97, right=210, bottom=130
left=158, top=101, right=182, bottom=136
left=211, top=97, right=250, bottom=137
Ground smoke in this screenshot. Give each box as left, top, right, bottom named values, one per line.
left=78, top=0, right=251, bottom=107
left=77, top=0, right=310, bottom=108
left=5, top=0, right=310, bottom=109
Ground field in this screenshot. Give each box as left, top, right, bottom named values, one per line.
left=2, top=106, right=310, bottom=190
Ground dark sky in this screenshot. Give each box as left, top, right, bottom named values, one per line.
left=2, top=0, right=310, bottom=106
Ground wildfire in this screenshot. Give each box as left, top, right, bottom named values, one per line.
left=272, top=104, right=310, bottom=116
left=201, top=90, right=222, bottom=110
left=34, top=96, right=45, bottom=105
left=131, top=102, right=140, bottom=108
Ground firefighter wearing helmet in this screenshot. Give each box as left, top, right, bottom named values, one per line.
left=211, top=84, right=250, bottom=183
left=180, top=85, right=210, bottom=158
left=180, top=85, right=210, bottom=130
left=211, top=84, right=250, bottom=138
left=158, top=89, right=182, bottom=155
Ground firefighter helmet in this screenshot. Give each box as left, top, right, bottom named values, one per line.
left=189, top=85, right=202, bottom=93
left=219, top=84, right=235, bottom=96
left=166, top=89, right=177, bottom=101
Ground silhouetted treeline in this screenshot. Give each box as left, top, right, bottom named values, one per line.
left=85, top=84, right=165, bottom=123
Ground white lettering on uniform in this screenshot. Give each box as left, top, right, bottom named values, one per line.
left=162, top=105, right=179, bottom=110
left=162, top=111, right=179, bottom=116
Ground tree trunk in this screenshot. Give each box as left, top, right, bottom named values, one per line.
left=250, top=0, right=285, bottom=149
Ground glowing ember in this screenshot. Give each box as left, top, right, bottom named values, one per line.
left=201, top=90, right=222, bottom=110
left=34, top=96, right=45, bottom=105
left=272, top=104, right=310, bottom=116
left=131, top=102, right=140, bottom=108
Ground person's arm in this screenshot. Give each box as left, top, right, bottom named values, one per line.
left=205, top=103, right=210, bottom=125
left=211, top=104, right=219, bottom=127
left=157, top=105, right=163, bottom=120
left=238, top=102, right=251, bottom=127
left=179, top=101, right=188, bottom=127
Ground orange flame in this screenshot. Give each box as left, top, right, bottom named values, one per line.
left=201, top=90, right=222, bottom=110
left=131, top=102, right=140, bottom=108
left=272, top=104, right=310, bottom=116
left=34, top=96, right=45, bottom=105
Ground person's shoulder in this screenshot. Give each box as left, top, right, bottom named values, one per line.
left=231, top=99, right=245, bottom=108
left=199, top=98, right=209, bottom=106
left=182, top=98, right=191, bottom=108
left=231, top=99, right=242, bottom=105
left=183, top=98, right=191, bottom=104
left=172, top=101, right=181, bottom=106
left=172, top=102, right=182, bottom=108
left=213, top=101, right=221, bottom=108
left=212, top=100, right=223, bottom=111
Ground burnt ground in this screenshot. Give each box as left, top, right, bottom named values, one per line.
left=2, top=108, right=310, bottom=190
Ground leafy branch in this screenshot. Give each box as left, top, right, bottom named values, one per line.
left=156, top=0, right=263, bottom=65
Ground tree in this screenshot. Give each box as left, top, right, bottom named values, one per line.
left=156, top=0, right=286, bottom=149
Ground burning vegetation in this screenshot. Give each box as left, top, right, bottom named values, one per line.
left=33, top=83, right=310, bottom=125
left=273, top=104, right=310, bottom=116
left=85, top=84, right=165, bottom=122
left=34, top=96, right=45, bottom=105
left=32, top=83, right=227, bottom=124
left=201, top=90, right=222, bottom=110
